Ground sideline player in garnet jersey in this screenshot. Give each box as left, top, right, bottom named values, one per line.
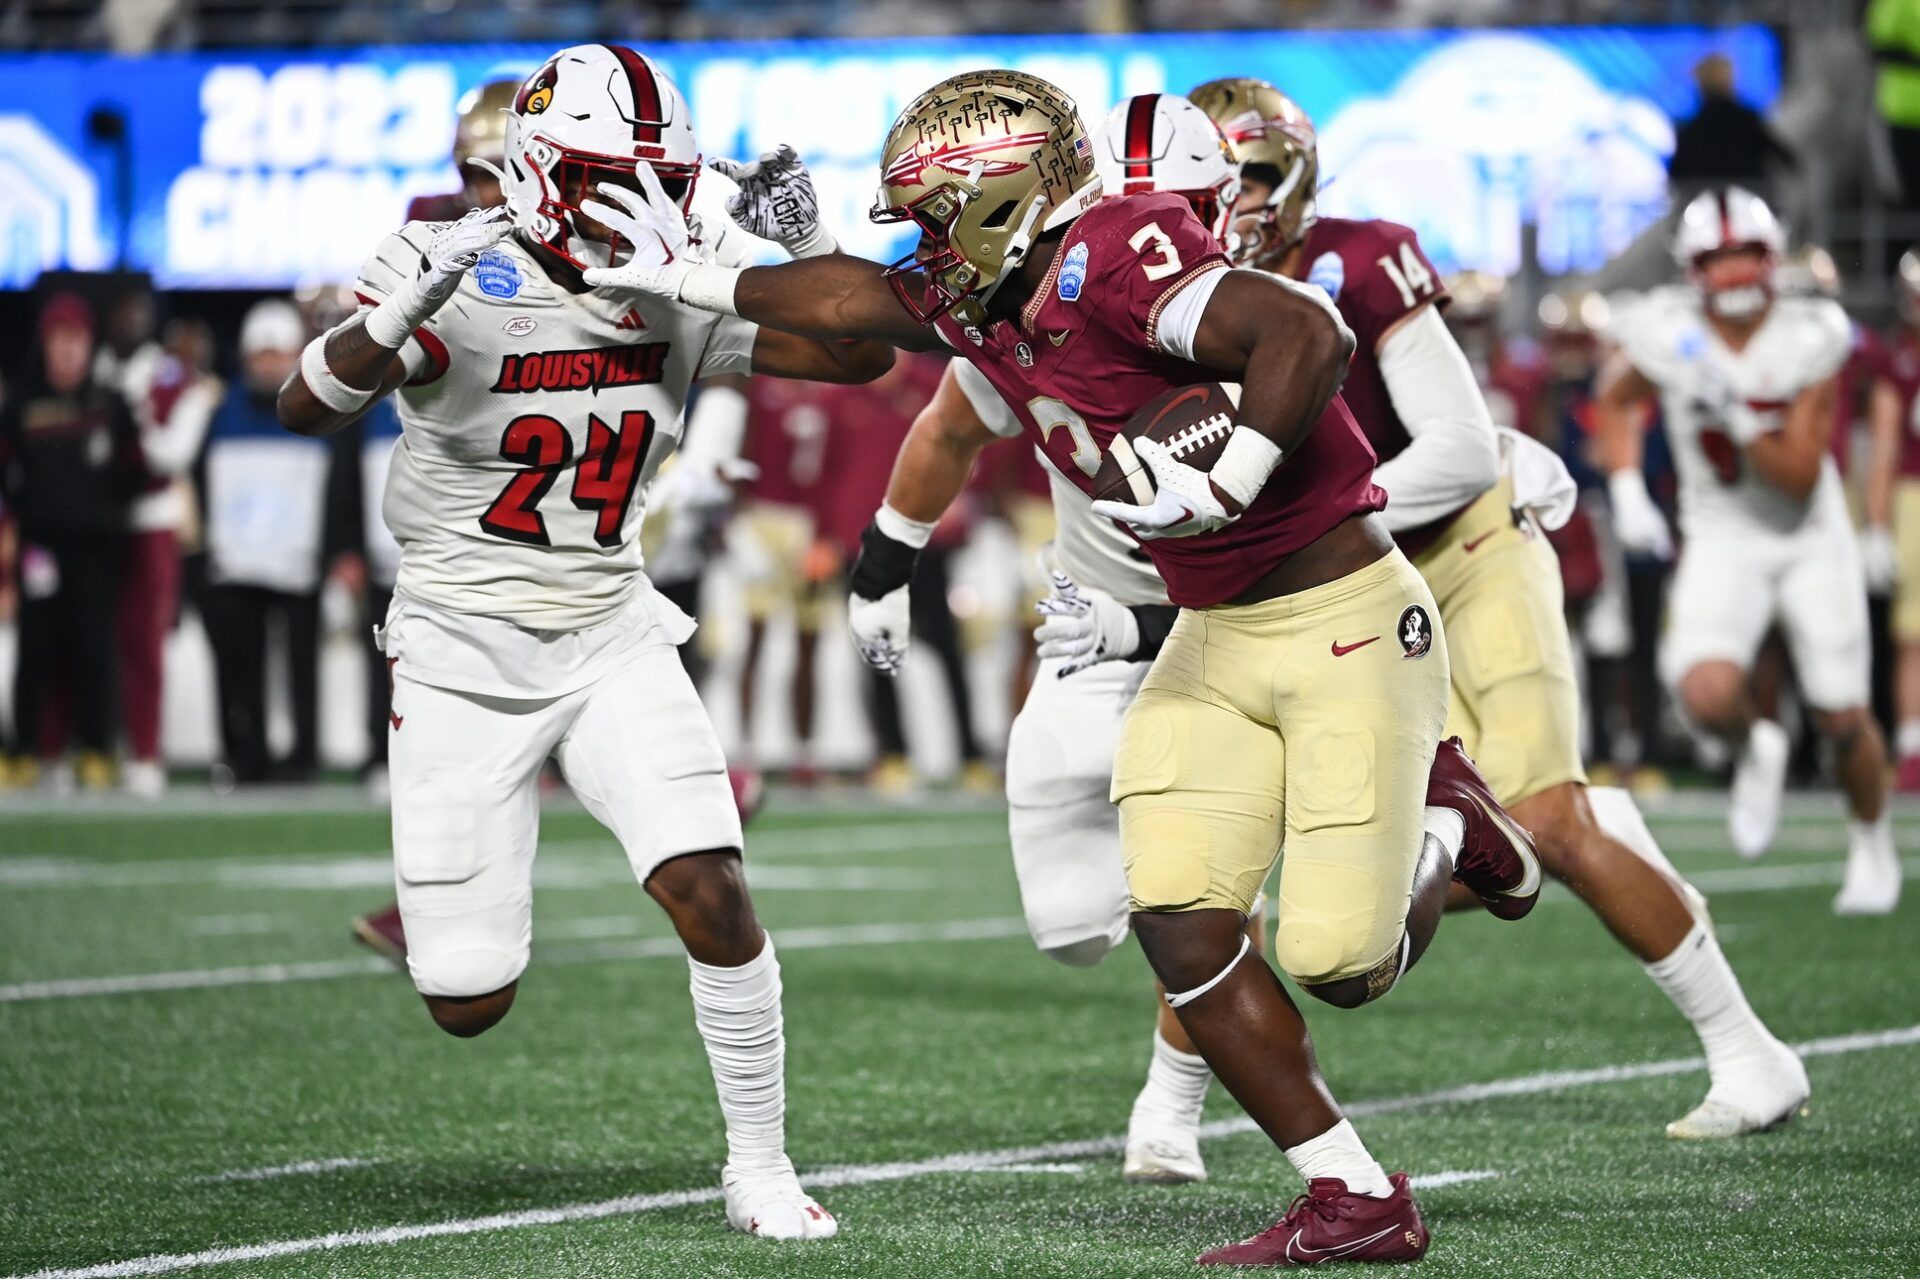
left=1595, top=188, right=1897, bottom=917
left=1193, top=78, right=1809, bottom=1137
left=277, top=44, right=895, bottom=1240
left=580, top=69, right=1542, bottom=1266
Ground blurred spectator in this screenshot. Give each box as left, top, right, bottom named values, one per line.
left=733, top=375, right=837, bottom=779
left=1871, top=0, right=1920, bottom=215
left=199, top=300, right=335, bottom=786
left=0, top=293, right=141, bottom=790
left=115, top=316, right=219, bottom=797
left=1667, top=54, right=1795, bottom=204
left=815, top=353, right=992, bottom=793
left=1871, top=249, right=1920, bottom=789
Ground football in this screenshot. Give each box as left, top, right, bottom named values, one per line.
left=1091, top=380, right=1243, bottom=506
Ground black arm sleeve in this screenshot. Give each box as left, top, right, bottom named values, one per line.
left=848, top=521, right=921, bottom=602
left=1127, top=603, right=1179, bottom=661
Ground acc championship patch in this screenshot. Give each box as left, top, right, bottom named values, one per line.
left=1308, top=251, right=1346, bottom=302
left=474, top=251, right=522, bottom=300
left=1058, top=241, right=1089, bottom=301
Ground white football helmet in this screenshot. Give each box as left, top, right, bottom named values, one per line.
left=498, top=44, right=700, bottom=270
left=1092, top=93, right=1240, bottom=243
left=1672, top=186, right=1785, bottom=320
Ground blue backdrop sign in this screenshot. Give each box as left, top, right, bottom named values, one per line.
left=0, top=26, right=1777, bottom=289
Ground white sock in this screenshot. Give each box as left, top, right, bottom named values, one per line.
left=689, top=934, right=790, bottom=1175
left=1643, top=921, right=1768, bottom=1077
left=1424, top=806, right=1465, bottom=873
left=1130, top=1030, right=1212, bottom=1129
left=1897, top=721, right=1920, bottom=758
left=1847, top=816, right=1895, bottom=867
left=1284, top=1119, right=1392, bottom=1198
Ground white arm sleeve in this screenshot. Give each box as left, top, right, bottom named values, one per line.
left=678, top=382, right=749, bottom=468
left=1370, top=305, right=1501, bottom=532
left=695, top=312, right=761, bottom=379
left=1151, top=265, right=1228, bottom=361
left=139, top=378, right=218, bottom=476
left=951, top=359, right=1023, bottom=440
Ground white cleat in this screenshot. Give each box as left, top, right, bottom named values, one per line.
left=122, top=760, right=165, bottom=800
left=1833, top=839, right=1902, bottom=916
left=722, top=1161, right=837, bottom=1240
left=1122, top=1124, right=1208, bottom=1184
left=1667, top=1036, right=1810, bottom=1140
left=1727, top=720, right=1790, bottom=860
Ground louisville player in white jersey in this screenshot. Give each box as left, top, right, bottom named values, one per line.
left=277, top=44, right=894, bottom=1239
left=1596, top=186, right=1898, bottom=915
left=1193, top=80, right=1808, bottom=1137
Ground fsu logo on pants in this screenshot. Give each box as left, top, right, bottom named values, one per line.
left=1398, top=605, right=1432, bottom=660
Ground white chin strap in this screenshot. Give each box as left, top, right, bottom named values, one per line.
left=1708, top=284, right=1769, bottom=319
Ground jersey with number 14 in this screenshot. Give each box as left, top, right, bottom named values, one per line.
left=932, top=192, right=1383, bottom=609
left=355, top=221, right=760, bottom=632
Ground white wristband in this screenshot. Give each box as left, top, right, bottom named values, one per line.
left=363, top=281, right=437, bottom=350
left=1210, top=426, right=1285, bottom=509
left=299, top=332, right=376, bottom=414
left=680, top=263, right=744, bottom=316
left=784, top=225, right=840, bottom=260
left=875, top=500, right=937, bottom=549
left=1607, top=467, right=1654, bottom=511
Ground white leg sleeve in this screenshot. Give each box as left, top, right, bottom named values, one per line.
left=690, top=934, right=790, bottom=1175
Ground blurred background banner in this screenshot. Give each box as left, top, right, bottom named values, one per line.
left=0, top=23, right=1778, bottom=289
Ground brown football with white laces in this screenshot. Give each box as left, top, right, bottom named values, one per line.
left=1091, top=381, right=1243, bottom=506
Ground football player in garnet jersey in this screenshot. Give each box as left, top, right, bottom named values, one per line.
left=278, top=44, right=896, bottom=1241
left=1194, top=79, right=1809, bottom=1136
left=405, top=78, right=517, bottom=223
left=1596, top=188, right=1897, bottom=916
left=1875, top=250, right=1920, bottom=793
left=582, top=70, right=1545, bottom=1267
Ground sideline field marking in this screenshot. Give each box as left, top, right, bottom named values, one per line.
left=0, top=917, right=1032, bottom=1004
left=13, top=1025, right=1915, bottom=1279
left=7, top=850, right=1914, bottom=1005
left=197, top=1158, right=377, bottom=1184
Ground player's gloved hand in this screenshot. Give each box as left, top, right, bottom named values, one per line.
left=654, top=457, right=738, bottom=519
left=1861, top=525, right=1899, bottom=596
left=1606, top=468, right=1674, bottom=560
left=710, top=145, right=838, bottom=259
left=849, top=585, right=912, bottom=675
left=580, top=164, right=706, bottom=300
left=363, top=206, right=512, bottom=348
left=419, top=206, right=514, bottom=304
left=1090, top=436, right=1238, bottom=539
left=1034, top=572, right=1141, bottom=677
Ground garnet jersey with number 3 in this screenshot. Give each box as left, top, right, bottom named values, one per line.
left=933, top=191, right=1383, bottom=608
left=354, top=218, right=760, bottom=631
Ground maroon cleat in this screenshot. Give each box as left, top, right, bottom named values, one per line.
left=351, top=904, right=409, bottom=968
left=1427, top=737, right=1541, bottom=921
left=1897, top=754, right=1920, bottom=796
left=729, top=767, right=766, bottom=825
left=1198, top=1173, right=1430, bottom=1266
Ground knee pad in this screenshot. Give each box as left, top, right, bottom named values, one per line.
left=1273, top=915, right=1387, bottom=990
left=1039, top=932, right=1122, bottom=968
left=408, top=944, right=526, bottom=1000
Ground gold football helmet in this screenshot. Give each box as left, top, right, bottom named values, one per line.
left=871, top=69, right=1102, bottom=326
left=1188, top=77, right=1319, bottom=267
left=454, top=78, right=519, bottom=172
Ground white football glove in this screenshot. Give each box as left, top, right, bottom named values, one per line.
left=710, top=144, right=837, bottom=259
left=1088, top=436, right=1238, bottom=539
left=1034, top=572, right=1141, bottom=677
left=1607, top=468, right=1675, bottom=561
left=364, top=206, right=512, bottom=347
left=579, top=164, right=705, bottom=301
left=849, top=585, right=912, bottom=676
left=1861, top=525, right=1898, bottom=596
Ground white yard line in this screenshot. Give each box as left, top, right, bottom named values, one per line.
left=0, top=917, right=1032, bottom=1004
left=196, top=1158, right=377, bottom=1184
left=7, top=847, right=1914, bottom=1004
left=14, top=1024, right=1915, bottom=1279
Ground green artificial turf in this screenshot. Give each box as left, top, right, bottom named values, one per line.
left=1, top=792, right=1915, bottom=1277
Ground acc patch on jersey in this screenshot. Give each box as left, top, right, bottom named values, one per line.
left=1307, top=251, right=1346, bottom=302
left=474, top=251, right=522, bottom=300
left=1398, top=605, right=1433, bottom=660
left=1058, top=241, right=1089, bottom=301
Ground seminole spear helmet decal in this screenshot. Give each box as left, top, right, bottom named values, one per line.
left=1189, top=76, right=1320, bottom=268
left=871, top=69, right=1102, bottom=326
